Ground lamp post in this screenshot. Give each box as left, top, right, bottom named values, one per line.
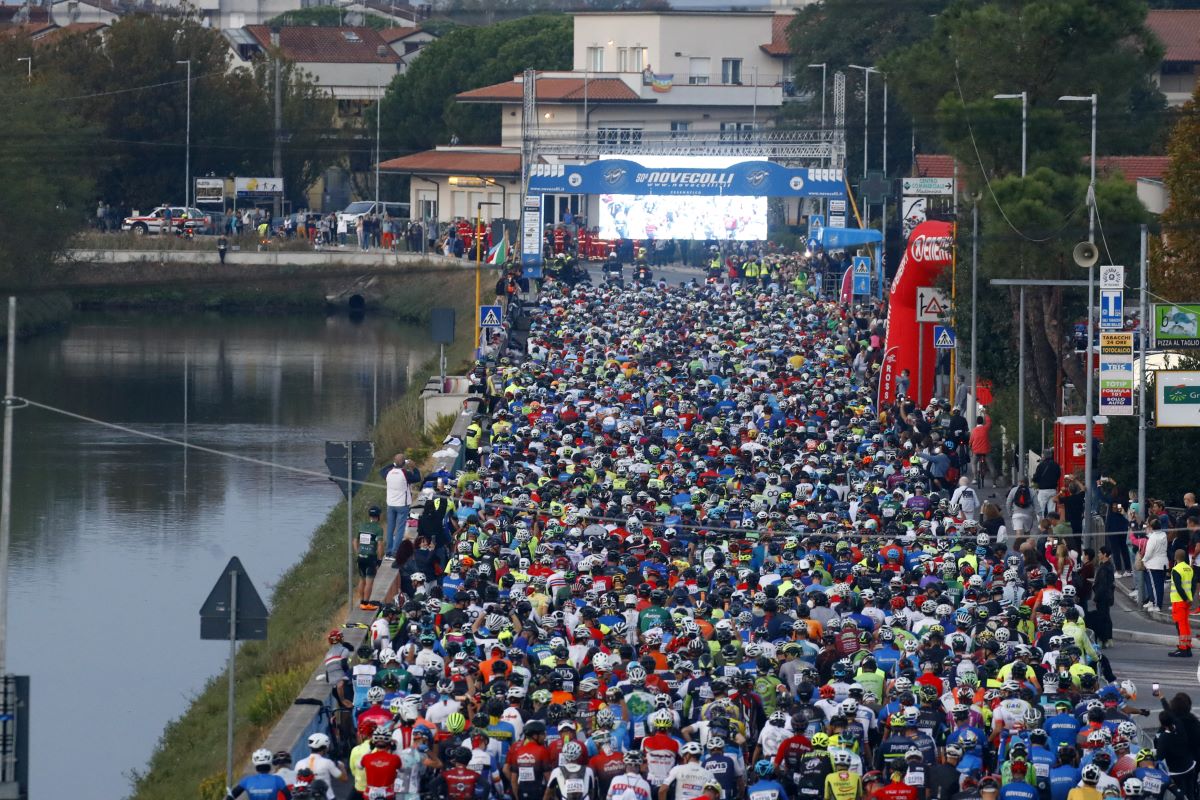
left=374, top=80, right=382, bottom=209
left=176, top=59, right=192, bottom=207
left=1059, top=92, right=1098, bottom=538
left=16, top=57, right=30, bottom=81
left=848, top=64, right=878, bottom=178
left=474, top=200, right=501, bottom=351
left=995, top=91, right=1027, bottom=479
left=993, top=92, right=1027, bottom=178
left=807, top=63, right=826, bottom=131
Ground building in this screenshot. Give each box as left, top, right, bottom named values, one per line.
left=1146, top=10, right=1200, bottom=107
left=378, top=24, right=436, bottom=70
left=380, top=9, right=798, bottom=227
left=227, top=25, right=402, bottom=106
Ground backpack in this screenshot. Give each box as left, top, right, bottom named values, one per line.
left=1013, top=485, right=1032, bottom=509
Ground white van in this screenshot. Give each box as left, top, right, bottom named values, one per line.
left=336, top=201, right=410, bottom=231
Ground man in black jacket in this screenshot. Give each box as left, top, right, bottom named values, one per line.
left=1090, top=546, right=1116, bottom=646
left=1032, top=449, right=1062, bottom=519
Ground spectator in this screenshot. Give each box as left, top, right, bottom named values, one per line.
left=1098, top=478, right=1132, bottom=576
left=1142, top=518, right=1169, bottom=611
left=1091, top=545, right=1115, bottom=646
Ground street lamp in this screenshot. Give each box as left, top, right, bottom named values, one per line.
left=848, top=64, right=879, bottom=178
left=1060, top=92, right=1099, bottom=538
left=176, top=59, right=192, bottom=207
left=996, top=91, right=1028, bottom=481
left=807, top=63, right=826, bottom=131
left=993, top=92, right=1027, bottom=178
left=16, top=57, right=30, bottom=81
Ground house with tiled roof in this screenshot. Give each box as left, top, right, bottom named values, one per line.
left=226, top=25, right=401, bottom=106
left=382, top=9, right=797, bottom=226
left=1146, top=9, right=1200, bottom=106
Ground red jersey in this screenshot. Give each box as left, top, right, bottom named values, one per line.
left=361, top=749, right=402, bottom=792
left=444, top=765, right=482, bottom=800
left=873, top=782, right=919, bottom=800
left=590, top=748, right=627, bottom=790
left=358, top=705, right=392, bottom=731
left=507, top=740, right=551, bottom=785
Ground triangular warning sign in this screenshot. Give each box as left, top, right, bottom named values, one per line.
left=920, top=295, right=947, bottom=317
left=854, top=260, right=870, bottom=274
left=935, top=328, right=954, bottom=347
left=481, top=309, right=500, bottom=326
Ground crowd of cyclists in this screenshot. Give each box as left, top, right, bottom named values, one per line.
left=226, top=255, right=1200, bottom=800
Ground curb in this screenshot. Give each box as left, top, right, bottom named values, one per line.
left=1112, top=627, right=1179, bottom=646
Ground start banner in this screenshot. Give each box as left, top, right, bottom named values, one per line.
left=527, top=160, right=847, bottom=199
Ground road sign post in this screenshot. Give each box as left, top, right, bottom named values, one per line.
left=479, top=305, right=503, bottom=329
left=199, top=556, right=268, bottom=794
left=852, top=256, right=871, bottom=296
left=933, top=325, right=956, bottom=349
left=325, top=441, right=374, bottom=614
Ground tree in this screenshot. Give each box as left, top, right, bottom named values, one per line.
left=1153, top=83, right=1200, bottom=297
left=0, top=77, right=94, bottom=286
left=378, top=14, right=571, bottom=154
left=885, top=0, right=1166, bottom=172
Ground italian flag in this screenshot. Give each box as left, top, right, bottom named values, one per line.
left=485, top=231, right=508, bottom=265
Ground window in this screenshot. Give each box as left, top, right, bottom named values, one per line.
left=597, top=127, right=643, bottom=149
left=628, top=46, right=646, bottom=71
left=688, top=57, right=710, bottom=85
left=720, top=121, right=754, bottom=141
left=617, top=47, right=646, bottom=72
left=586, top=46, right=604, bottom=72
left=670, top=121, right=691, bottom=138
left=721, top=58, right=743, bottom=85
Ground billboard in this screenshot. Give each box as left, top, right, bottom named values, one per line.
left=1156, top=370, right=1200, bottom=427
left=194, top=177, right=224, bottom=205
left=1099, top=332, right=1135, bottom=416
left=527, top=158, right=846, bottom=198
left=598, top=194, right=767, bottom=240
left=235, top=177, right=284, bottom=198
left=1152, top=304, right=1200, bottom=349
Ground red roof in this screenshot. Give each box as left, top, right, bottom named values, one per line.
left=760, top=14, right=792, bottom=57
left=1147, top=10, right=1200, bottom=63
left=457, top=77, right=642, bottom=104
left=379, top=26, right=421, bottom=43
left=1093, top=156, right=1169, bottom=184
left=378, top=149, right=521, bottom=176
left=245, top=25, right=400, bottom=64
left=915, top=154, right=959, bottom=179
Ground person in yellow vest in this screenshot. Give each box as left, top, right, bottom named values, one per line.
left=464, top=414, right=484, bottom=463
left=743, top=259, right=760, bottom=283
left=1168, top=549, right=1194, bottom=658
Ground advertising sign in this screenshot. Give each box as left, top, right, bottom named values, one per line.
left=1099, top=332, right=1135, bottom=416
left=900, top=177, right=955, bottom=196
left=1099, top=288, right=1124, bottom=330
left=194, top=178, right=224, bottom=205
left=234, top=177, right=284, bottom=198
left=901, top=195, right=926, bottom=240
left=1152, top=304, right=1200, bottom=349
left=1157, top=370, right=1200, bottom=427
left=520, top=195, right=543, bottom=274
left=526, top=160, right=847, bottom=199
left=1099, top=265, right=1125, bottom=290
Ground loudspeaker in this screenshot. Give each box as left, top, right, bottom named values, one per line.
left=1072, top=242, right=1099, bottom=268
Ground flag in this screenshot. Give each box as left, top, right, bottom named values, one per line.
left=485, top=230, right=508, bottom=265
left=650, top=72, right=674, bottom=93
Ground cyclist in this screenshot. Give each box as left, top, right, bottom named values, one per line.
left=226, top=749, right=290, bottom=800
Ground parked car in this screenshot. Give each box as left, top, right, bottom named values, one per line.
left=336, top=201, right=409, bottom=231
left=122, top=206, right=212, bottom=235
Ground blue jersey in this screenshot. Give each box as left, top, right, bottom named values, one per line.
left=1044, top=713, right=1080, bottom=750
left=703, top=753, right=740, bottom=797
left=1133, top=767, right=1170, bottom=800
left=232, top=772, right=289, bottom=800
left=1048, top=765, right=1080, bottom=800
left=747, top=778, right=786, bottom=800
left=1000, top=780, right=1038, bottom=800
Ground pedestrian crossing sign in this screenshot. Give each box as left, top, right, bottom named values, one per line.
left=933, top=325, right=955, bottom=349
left=479, top=305, right=503, bottom=328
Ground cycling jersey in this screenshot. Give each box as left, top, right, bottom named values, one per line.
left=229, top=772, right=289, bottom=800
left=664, top=763, right=717, bottom=800
left=361, top=750, right=402, bottom=799
left=825, top=770, right=862, bottom=800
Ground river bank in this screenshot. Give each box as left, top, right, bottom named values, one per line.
left=116, top=267, right=481, bottom=800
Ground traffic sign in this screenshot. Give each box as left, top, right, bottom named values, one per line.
left=1099, top=265, right=1125, bottom=290
left=862, top=172, right=890, bottom=204
left=933, top=325, right=956, bottom=349
left=479, top=305, right=503, bottom=328
left=1099, top=289, right=1124, bottom=330
left=916, top=286, right=950, bottom=323
left=852, top=256, right=871, bottom=296
left=199, top=556, right=269, bottom=641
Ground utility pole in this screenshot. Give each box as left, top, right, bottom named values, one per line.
left=1138, top=224, right=1148, bottom=519
left=375, top=80, right=382, bottom=209
left=177, top=59, right=192, bottom=207
left=0, top=298, right=14, bottom=674
left=969, top=202, right=979, bottom=426
left=271, top=27, right=283, bottom=223
left=996, top=90, right=1028, bottom=479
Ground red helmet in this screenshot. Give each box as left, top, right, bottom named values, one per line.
left=819, top=684, right=836, bottom=699
left=358, top=719, right=378, bottom=737
left=328, top=629, right=344, bottom=644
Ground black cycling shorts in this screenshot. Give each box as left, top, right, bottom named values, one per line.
left=357, top=557, right=378, bottom=578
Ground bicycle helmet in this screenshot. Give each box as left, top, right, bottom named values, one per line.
left=252, top=749, right=273, bottom=766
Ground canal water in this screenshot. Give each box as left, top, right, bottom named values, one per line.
left=2, top=310, right=437, bottom=799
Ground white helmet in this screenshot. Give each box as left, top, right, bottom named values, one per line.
left=252, top=748, right=273, bottom=766
left=367, top=686, right=387, bottom=704
left=308, top=732, right=331, bottom=750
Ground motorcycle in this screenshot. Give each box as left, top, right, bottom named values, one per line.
left=603, top=257, right=623, bottom=288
